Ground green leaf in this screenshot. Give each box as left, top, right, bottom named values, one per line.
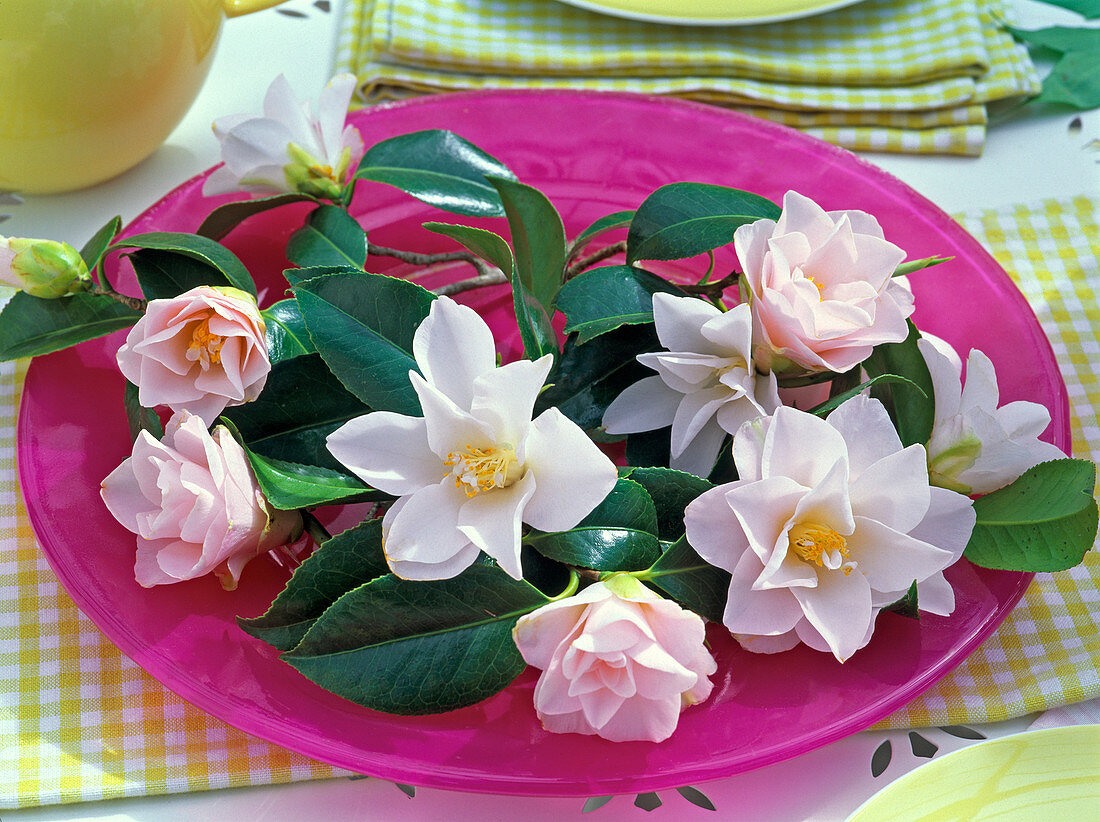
left=354, top=130, right=517, bottom=218
left=626, top=183, right=780, bottom=264
left=234, top=442, right=382, bottom=510
left=123, top=380, right=163, bottom=442
left=643, top=536, right=730, bottom=623
left=625, top=427, right=671, bottom=471
left=525, top=478, right=661, bottom=571
left=110, top=232, right=256, bottom=297
left=622, top=467, right=714, bottom=541
left=862, top=320, right=934, bottom=448
left=79, top=216, right=122, bottom=272
left=197, top=193, right=319, bottom=241
left=262, top=299, right=316, bottom=363
left=490, top=176, right=568, bottom=312
left=807, top=374, right=924, bottom=418
left=1006, top=24, right=1100, bottom=53
left=281, top=263, right=363, bottom=287
left=964, top=458, right=1098, bottom=571
left=510, top=260, right=560, bottom=363
left=284, top=564, right=550, bottom=714
left=555, top=265, right=684, bottom=344
left=422, top=222, right=514, bottom=274
left=882, top=581, right=920, bottom=620
left=1036, top=48, right=1100, bottom=109
left=286, top=205, right=368, bottom=269
left=0, top=291, right=141, bottom=361
left=239, top=518, right=390, bottom=651
left=1030, top=0, right=1100, bottom=18
left=221, top=353, right=371, bottom=473
left=893, top=256, right=952, bottom=277
left=571, top=210, right=635, bottom=251
left=293, top=272, right=434, bottom=414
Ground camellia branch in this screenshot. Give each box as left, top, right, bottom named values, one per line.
left=92, top=286, right=146, bottom=312
left=368, top=242, right=496, bottom=279
left=564, top=240, right=627, bottom=280
left=677, top=272, right=741, bottom=299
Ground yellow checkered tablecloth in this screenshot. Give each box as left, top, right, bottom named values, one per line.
left=335, top=0, right=1039, bottom=155
left=1, top=197, right=1097, bottom=807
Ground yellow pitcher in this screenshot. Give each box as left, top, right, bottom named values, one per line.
left=0, top=0, right=286, bottom=194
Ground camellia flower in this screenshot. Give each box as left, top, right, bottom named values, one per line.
left=919, top=338, right=1064, bottom=495
left=0, top=235, right=91, bottom=298
left=734, top=190, right=914, bottom=375
left=101, top=410, right=302, bottom=590
left=116, top=285, right=271, bottom=426
left=602, top=294, right=781, bottom=478
left=683, top=396, right=976, bottom=662
left=202, top=73, right=363, bottom=199
left=326, top=296, right=618, bottom=581
left=513, top=574, right=716, bottom=743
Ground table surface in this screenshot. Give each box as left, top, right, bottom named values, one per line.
left=3, top=0, right=1098, bottom=819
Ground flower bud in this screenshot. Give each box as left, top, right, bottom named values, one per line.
left=0, top=236, right=92, bottom=298
left=283, top=142, right=348, bottom=200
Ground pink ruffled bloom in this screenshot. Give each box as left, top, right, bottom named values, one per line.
left=734, top=190, right=914, bottom=375
left=101, top=410, right=302, bottom=590
left=513, top=575, right=716, bottom=743
left=683, top=396, right=976, bottom=662
left=116, top=285, right=270, bottom=426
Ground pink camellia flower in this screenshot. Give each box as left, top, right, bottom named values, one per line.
left=683, top=396, right=976, bottom=662
left=101, top=410, right=302, bottom=590
left=512, top=574, right=716, bottom=743
left=116, top=285, right=270, bottom=426
left=734, top=190, right=914, bottom=375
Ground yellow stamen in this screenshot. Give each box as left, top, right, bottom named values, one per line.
left=187, top=318, right=224, bottom=368
left=444, top=443, right=520, bottom=498
left=788, top=522, right=854, bottom=575
left=806, top=276, right=825, bottom=297
left=308, top=163, right=337, bottom=184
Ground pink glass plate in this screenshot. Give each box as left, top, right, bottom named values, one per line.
left=18, top=91, right=1068, bottom=796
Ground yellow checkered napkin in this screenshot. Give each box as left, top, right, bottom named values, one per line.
left=335, top=0, right=1038, bottom=155
left=2, top=198, right=1097, bottom=806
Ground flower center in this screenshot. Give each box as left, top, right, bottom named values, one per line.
left=444, top=443, right=521, bottom=498
left=788, top=522, right=856, bottom=575
left=806, top=275, right=826, bottom=297
left=186, top=318, right=225, bottom=369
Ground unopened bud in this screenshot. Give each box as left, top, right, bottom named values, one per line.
left=0, top=236, right=92, bottom=299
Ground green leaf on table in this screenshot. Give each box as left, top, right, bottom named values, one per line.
left=555, top=264, right=684, bottom=344
left=123, top=380, right=164, bottom=442
left=294, top=272, right=434, bottom=415
left=1030, top=0, right=1100, bottom=18
left=893, top=256, right=952, bottom=277
left=79, top=215, right=122, bottom=272
left=0, top=291, right=141, bottom=361
left=490, top=175, right=568, bottom=312
left=1006, top=24, right=1100, bottom=53
left=1037, top=48, right=1100, bottom=109
left=862, top=320, right=934, bottom=448
left=262, top=298, right=316, bottom=363
left=221, top=353, right=371, bottom=473
left=286, top=204, right=368, bottom=269
left=239, top=518, right=390, bottom=652
left=284, top=564, right=550, bottom=714
left=197, top=193, right=319, bottom=241
left=964, top=458, right=1098, bottom=571
left=110, top=232, right=256, bottom=297
left=525, top=478, right=661, bottom=571
left=354, top=129, right=517, bottom=218
left=621, top=467, right=713, bottom=542
left=570, top=210, right=635, bottom=252
left=626, top=183, right=780, bottom=264
left=422, top=222, right=514, bottom=273
left=807, top=374, right=924, bottom=418
left=643, top=536, right=730, bottom=623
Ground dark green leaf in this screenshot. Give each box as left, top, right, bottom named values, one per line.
left=964, top=458, right=1098, bottom=571
left=123, top=380, right=164, bottom=443
left=221, top=353, right=371, bottom=473
left=644, top=536, right=730, bottom=623
left=626, top=183, right=780, bottom=264
left=239, top=518, right=390, bottom=651
left=882, top=581, right=920, bottom=620
left=0, top=291, right=141, bottom=361
left=79, top=216, right=122, bottom=272
left=1007, top=24, right=1100, bottom=53
left=197, top=193, right=319, bottom=241
left=284, top=564, right=550, bottom=714
left=908, top=732, right=938, bottom=759
left=286, top=205, right=368, bottom=269
left=294, top=272, right=434, bottom=414
left=582, top=797, right=614, bottom=813
left=807, top=375, right=924, bottom=418
left=871, top=740, right=892, bottom=777
left=676, top=786, right=716, bottom=812
left=1037, top=48, right=1100, bottom=109
left=110, top=232, right=256, bottom=297
left=940, top=725, right=986, bottom=740
left=490, top=176, right=568, bottom=312
left=1030, top=0, right=1100, bottom=18
left=622, top=467, right=713, bottom=541
left=893, top=256, right=952, bottom=277
left=238, top=446, right=383, bottom=510
left=355, top=130, right=517, bottom=217
left=281, top=263, right=363, bottom=287
left=555, top=265, right=684, bottom=344
left=262, top=299, right=316, bottom=363
left=510, top=261, right=560, bottom=363
left=626, top=427, right=672, bottom=470
left=863, top=320, right=934, bottom=447
left=571, top=210, right=635, bottom=251
left=422, top=222, right=514, bottom=274
left=634, top=793, right=662, bottom=812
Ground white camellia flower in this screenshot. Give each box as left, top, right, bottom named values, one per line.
left=734, top=190, right=914, bottom=375
left=513, top=574, right=716, bottom=743
left=919, top=337, right=1064, bottom=495
left=203, top=73, right=363, bottom=199
left=327, top=297, right=619, bottom=581
left=602, top=294, right=780, bottom=478
left=683, top=396, right=976, bottom=662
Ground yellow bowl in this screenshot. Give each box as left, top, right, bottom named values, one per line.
left=0, top=0, right=285, bottom=194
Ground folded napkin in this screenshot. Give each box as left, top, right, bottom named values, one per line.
left=2, top=197, right=1097, bottom=807
left=335, top=0, right=1039, bottom=155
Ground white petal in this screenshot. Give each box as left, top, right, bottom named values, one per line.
left=457, top=471, right=536, bottom=579
left=669, top=416, right=729, bottom=478
left=846, top=516, right=955, bottom=592
left=682, top=483, right=750, bottom=572
left=670, top=386, right=729, bottom=460
left=723, top=549, right=805, bottom=636
left=848, top=444, right=931, bottom=534
left=326, top=412, right=442, bottom=495
left=762, top=406, right=849, bottom=488
left=792, top=568, right=872, bottom=662
left=602, top=376, right=680, bottom=435
left=263, top=74, right=314, bottom=147
left=826, top=395, right=904, bottom=479
left=316, top=74, right=359, bottom=160
left=470, top=355, right=553, bottom=446
left=382, top=481, right=479, bottom=580
left=651, top=292, right=721, bottom=352
left=411, top=372, right=493, bottom=460
left=907, top=486, right=976, bottom=567
left=413, top=297, right=498, bottom=410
